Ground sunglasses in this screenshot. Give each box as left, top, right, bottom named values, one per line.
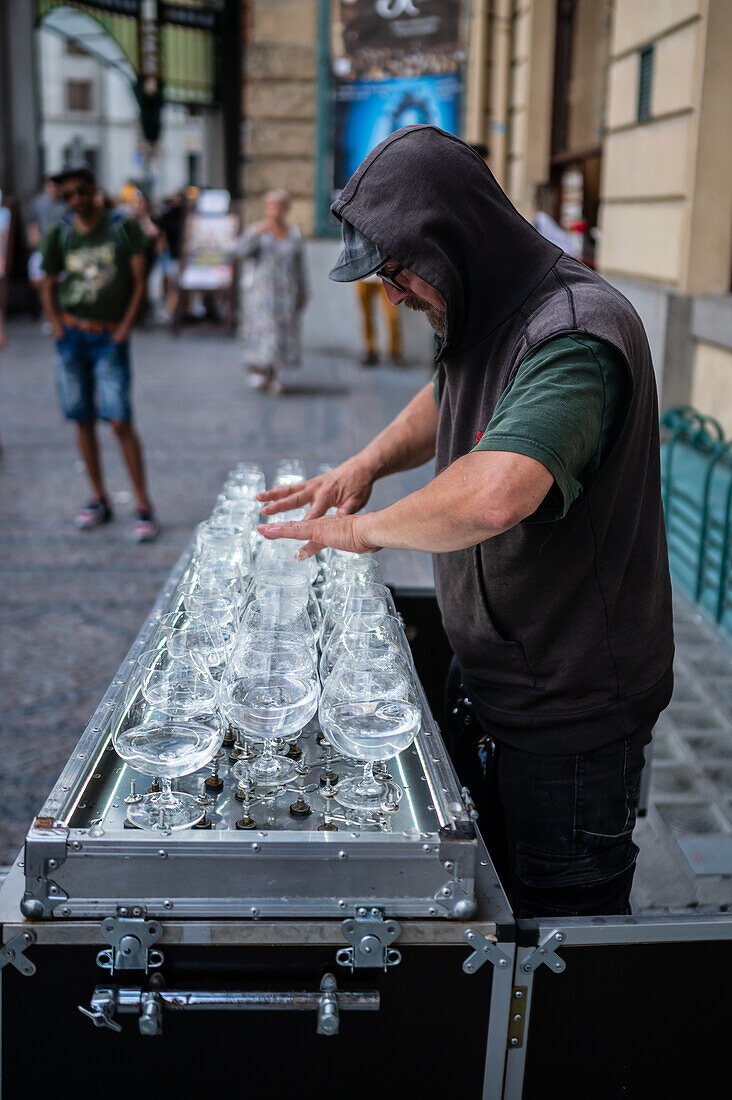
left=376, top=262, right=407, bottom=292
left=60, top=185, right=92, bottom=201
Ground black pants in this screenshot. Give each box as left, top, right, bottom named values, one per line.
left=444, top=659, right=651, bottom=918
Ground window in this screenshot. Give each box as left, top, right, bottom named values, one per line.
left=186, top=152, right=200, bottom=188
left=65, top=39, right=89, bottom=58
left=65, top=80, right=92, bottom=112
left=637, top=46, right=654, bottom=123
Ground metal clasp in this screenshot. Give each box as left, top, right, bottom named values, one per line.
left=77, top=987, right=122, bottom=1032
left=96, top=916, right=164, bottom=974
left=337, top=907, right=402, bottom=971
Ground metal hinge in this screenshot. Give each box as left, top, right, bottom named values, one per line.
left=460, top=786, right=480, bottom=822
left=520, top=929, right=567, bottom=975
left=462, top=928, right=511, bottom=974
left=96, top=916, right=164, bottom=974
left=507, top=986, right=528, bottom=1048
left=0, top=930, right=37, bottom=977
left=337, top=907, right=401, bottom=971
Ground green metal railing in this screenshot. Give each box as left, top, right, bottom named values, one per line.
left=661, top=406, right=732, bottom=633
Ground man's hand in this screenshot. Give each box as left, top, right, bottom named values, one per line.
left=258, top=513, right=381, bottom=560
left=257, top=457, right=375, bottom=522
left=112, top=323, right=131, bottom=345
left=51, top=320, right=66, bottom=341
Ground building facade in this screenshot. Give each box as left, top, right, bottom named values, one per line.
left=38, top=26, right=224, bottom=200
left=242, top=0, right=732, bottom=406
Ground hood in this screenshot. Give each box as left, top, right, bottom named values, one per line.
left=331, top=125, right=561, bottom=356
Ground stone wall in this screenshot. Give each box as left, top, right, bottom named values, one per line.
left=242, top=0, right=318, bottom=235
left=598, top=0, right=732, bottom=296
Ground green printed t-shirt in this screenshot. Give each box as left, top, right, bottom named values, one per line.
left=435, top=334, right=627, bottom=522
left=41, top=213, right=147, bottom=323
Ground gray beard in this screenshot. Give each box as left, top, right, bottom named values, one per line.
left=403, top=296, right=446, bottom=336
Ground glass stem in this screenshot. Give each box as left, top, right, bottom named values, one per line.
left=363, top=760, right=375, bottom=787
left=160, top=777, right=177, bottom=807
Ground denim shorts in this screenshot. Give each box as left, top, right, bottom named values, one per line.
left=55, top=326, right=132, bottom=423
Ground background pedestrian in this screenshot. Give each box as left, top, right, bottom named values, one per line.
left=355, top=274, right=403, bottom=367
left=38, top=165, right=158, bottom=541
left=238, top=188, right=308, bottom=394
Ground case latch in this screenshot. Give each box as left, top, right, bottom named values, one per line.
left=337, top=907, right=401, bottom=971
left=96, top=916, right=164, bottom=974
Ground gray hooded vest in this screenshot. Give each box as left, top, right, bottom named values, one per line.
left=332, top=125, right=674, bottom=754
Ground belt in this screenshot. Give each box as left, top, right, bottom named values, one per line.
left=62, top=313, right=118, bottom=334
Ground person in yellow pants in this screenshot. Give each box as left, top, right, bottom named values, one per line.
left=356, top=275, right=403, bottom=367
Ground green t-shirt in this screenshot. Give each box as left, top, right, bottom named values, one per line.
left=435, top=334, right=627, bottom=522
left=41, top=213, right=147, bottom=323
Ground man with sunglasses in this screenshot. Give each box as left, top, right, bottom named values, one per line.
left=39, top=165, right=157, bottom=540
left=256, top=125, right=674, bottom=920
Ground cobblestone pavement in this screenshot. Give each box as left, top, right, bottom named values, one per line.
left=1, top=320, right=730, bottom=911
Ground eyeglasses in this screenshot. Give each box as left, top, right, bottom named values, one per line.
left=60, top=185, right=91, bottom=201
left=376, top=262, right=407, bottom=292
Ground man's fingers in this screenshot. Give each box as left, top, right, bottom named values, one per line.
left=259, top=488, right=313, bottom=515
left=304, top=494, right=331, bottom=521
left=256, top=481, right=308, bottom=502
left=258, top=522, right=311, bottom=542
left=295, top=540, right=323, bottom=560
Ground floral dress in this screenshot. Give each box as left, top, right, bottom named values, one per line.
left=239, top=224, right=308, bottom=370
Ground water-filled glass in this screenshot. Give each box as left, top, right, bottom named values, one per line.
left=318, top=651, right=421, bottom=812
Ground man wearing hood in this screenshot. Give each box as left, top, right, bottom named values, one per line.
left=257, top=126, right=674, bottom=918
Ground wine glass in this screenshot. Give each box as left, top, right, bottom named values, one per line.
left=137, top=647, right=218, bottom=718
left=252, top=563, right=322, bottom=635
left=319, top=582, right=397, bottom=650
left=318, top=651, right=421, bottom=812
left=219, top=634, right=319, bottom=786
left=157, top=604, right=233, bottom=677
left=274, top=457, right=306, bottom=485
left=319, top=613, right=411, bottom=684
left=226, top=463, right=266, bottom=497
left=112, top=655, right=224, bottom=830
left=320, top=555, right=382, bottom=609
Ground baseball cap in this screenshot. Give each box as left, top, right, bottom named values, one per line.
left=328, top=220, right=388, bottom=282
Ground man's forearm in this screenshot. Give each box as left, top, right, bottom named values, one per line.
left=39, top=278, right=63, bottom=332
left=117, top=277, right=145, bottom=335
left=358, top=450, right=554, bottom=553
left=356, top=381, right=438, bottom=482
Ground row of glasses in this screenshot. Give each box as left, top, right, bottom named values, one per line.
left=110, top=462, right=268, bottom=829
left=111, top=457, right=425, bottom=829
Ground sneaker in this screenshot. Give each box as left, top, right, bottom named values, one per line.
left=134, top=509, right=159, bottom=542
left=76, top=498, right=113, bottom=530
left=360, top=351, right=379, bottom=368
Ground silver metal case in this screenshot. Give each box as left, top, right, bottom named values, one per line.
left=21, top=547, right=479, bottom=921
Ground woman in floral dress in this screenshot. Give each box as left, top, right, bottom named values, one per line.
left=239, top=190, right=308, bottom=393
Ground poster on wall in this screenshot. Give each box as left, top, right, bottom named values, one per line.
left=179, top=211, right=239, bottom=291
left=331, top=0, right=465, bottom=192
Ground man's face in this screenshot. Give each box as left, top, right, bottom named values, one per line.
left=379, top=262, right=446, bottom=335
left=59, top=176, right=96, bottom=218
